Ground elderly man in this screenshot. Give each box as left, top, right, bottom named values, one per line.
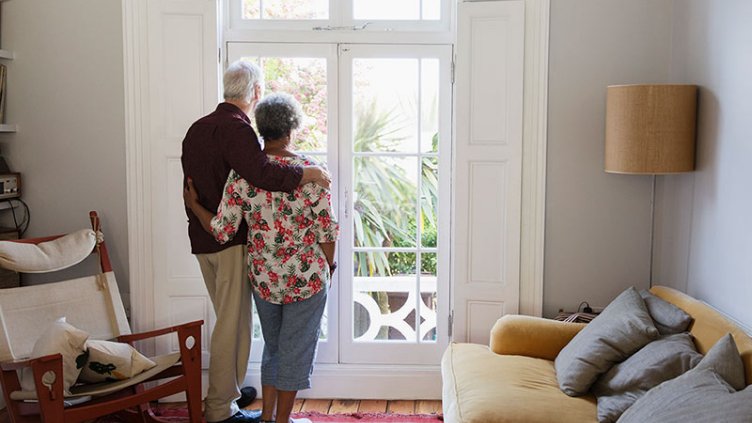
left=181, top=61, right=329, bottom=423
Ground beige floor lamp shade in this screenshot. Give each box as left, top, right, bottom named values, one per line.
left=605, top=84, right=698, bottom=174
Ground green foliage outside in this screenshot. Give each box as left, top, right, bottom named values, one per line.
left=353, top=107, right=439, bottom=277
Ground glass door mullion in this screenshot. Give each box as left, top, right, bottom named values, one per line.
left=331, top=0, right=345, bottom=28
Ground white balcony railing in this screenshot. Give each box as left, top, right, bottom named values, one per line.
left=352, top=276, right=437, bottom=342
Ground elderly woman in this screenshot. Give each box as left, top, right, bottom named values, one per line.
left=184, top=92, right=339, bottom=423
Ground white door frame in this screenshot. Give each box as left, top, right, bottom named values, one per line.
left=121, top=0, right=548, bottom=398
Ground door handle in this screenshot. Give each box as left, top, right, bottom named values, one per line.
left=343, top=188, right=350, bottom=219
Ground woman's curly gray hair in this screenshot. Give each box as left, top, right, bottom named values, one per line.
left=254, top=92, right=304, bottom=141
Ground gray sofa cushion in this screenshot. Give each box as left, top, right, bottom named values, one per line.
left=616, top=369, right=752, bottom=423
left=555, top=287, right=659, bottom=396
left=639, top=290, right=693, bottom=335
left=693, top=333, right=746, bottom=391
left=592, top=333, right=701, bottom=422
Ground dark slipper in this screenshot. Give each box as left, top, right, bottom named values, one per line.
left=237, top=386, right=257, bottom=409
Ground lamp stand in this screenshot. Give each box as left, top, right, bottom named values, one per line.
left=648, top=174, right=656, bottom=288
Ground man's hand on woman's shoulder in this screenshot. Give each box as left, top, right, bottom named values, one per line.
left=301, top=166, right=331, bottom=189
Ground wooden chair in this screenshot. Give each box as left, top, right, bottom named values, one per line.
left=0, top=211, right=203, bottom=422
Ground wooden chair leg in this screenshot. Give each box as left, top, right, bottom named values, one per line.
left=185, top=382, right=203, bottom=423
left=178, top=323, right=203, bottom=423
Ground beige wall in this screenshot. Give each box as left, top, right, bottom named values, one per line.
left=0, top=0, right=128, bottom=305
left=544, top=0, right=674, bottom=316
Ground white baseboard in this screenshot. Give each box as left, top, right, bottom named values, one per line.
left=243, top=363, right=443, bottom=400
left=162, top=364, right=442, bottom=402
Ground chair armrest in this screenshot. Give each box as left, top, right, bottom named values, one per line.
left=0, top=353, right=64, bottom=371
left=489, top=315, right=586, bottom=361
left=0, top=358, right=33, bottom=371
left=0, top=353, right=66, bottom=407
left=117, top=320, right=203, bottom=344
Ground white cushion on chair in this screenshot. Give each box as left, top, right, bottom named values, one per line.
left=10, top=352, right=182, bottom=400
left=0, top=229, right=97, bottom=273
left=20, top=317, right=90, bottom=395
left=78, top=340, right=156, bottom=383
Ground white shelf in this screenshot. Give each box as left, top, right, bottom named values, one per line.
left=0, top=49, right=13, bottom=60
left=0, top=124, right=16, bottom=133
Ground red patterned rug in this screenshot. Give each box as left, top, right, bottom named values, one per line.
left=289, top=411, right=443, bottom=422
left=96, top=408, right=443, bottom=423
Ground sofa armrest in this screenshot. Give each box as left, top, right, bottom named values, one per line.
left=489, top=315, right=587, bottom=361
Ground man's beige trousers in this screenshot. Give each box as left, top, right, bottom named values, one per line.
left=196, top=245, right=252, bottom=422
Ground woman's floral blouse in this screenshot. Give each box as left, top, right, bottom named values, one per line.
left=210, top=155, right=339, bottom=304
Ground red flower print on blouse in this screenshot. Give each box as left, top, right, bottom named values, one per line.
left=209, top=155, right=340, bottom=304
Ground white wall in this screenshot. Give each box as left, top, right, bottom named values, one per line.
left=544, top=0, right=673, bottom=316
left=656, top=0, right=752, bottom=328
left=0, top=1, right=128, bottom=302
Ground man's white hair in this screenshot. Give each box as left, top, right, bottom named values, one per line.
left=223, top=60, right=264, bottom=103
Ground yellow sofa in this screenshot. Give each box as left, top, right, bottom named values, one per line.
left=441, top=286, right=752, bottom=423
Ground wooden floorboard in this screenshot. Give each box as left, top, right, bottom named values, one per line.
left=329, top=399, right=360, bottom=414
left=357, top=399, right=388, bottom=413
left=300, top=398, right=332, bottom=413
left=416, top=400, right=442, bottom=415
left=248, top=398, right=263, bottom=410
left=0, top=399, right=441, bottom=421
left=387, top=400, right=416, bottom=414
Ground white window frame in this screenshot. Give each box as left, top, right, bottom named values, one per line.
left=223, top=0, right=455, bottom=45
left=226, top=41, right=452, bottom=367
left=224, top=0, right=455, bottom=368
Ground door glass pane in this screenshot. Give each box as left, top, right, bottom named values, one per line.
left=243, top=0, right=261, bottom=19
left=243, top=0, right=328, bottom=20
left=354, top=0, right=441, bottom=20
left=236, top=56, right=328, bottom=153
left=421, top=157, right=438, bottom=248
left=422, top=0, right=441, bottom=20
left=353, top=58, right=418, bottom=153
left=420, top=252, right=437, bottom=342
left=353, top=156, right=418, bottom=248
left=421, top=59, right=440, bottom=153
left=353, top=252, right=418, bottom=342
left=354, top=0, right=419, bottom=20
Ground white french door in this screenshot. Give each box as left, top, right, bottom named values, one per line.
left=227, top=42, right=452, bottom=366
left=338, top=44, right=451, bottom=365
